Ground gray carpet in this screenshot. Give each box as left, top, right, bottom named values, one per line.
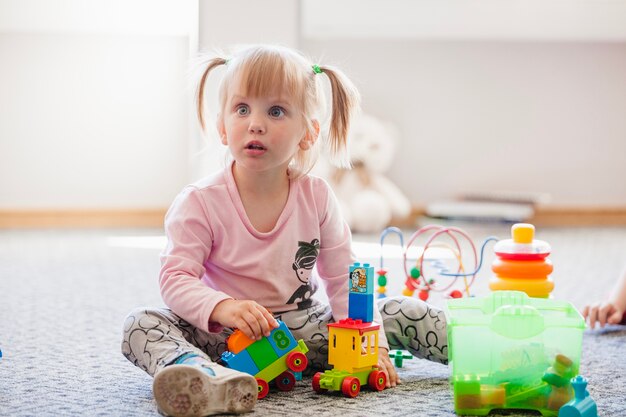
left=1, top=225, right=625, bottom=416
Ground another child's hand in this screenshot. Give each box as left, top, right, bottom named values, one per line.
left=378, top=348, right=400, bottom=388
left=211, top=299, right=279, bottom=340
left=582, top=302, right=624, bottom=329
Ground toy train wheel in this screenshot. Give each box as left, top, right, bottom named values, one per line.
left=275, top=371, right=296, bottom=391
left=312, top=372, right=326, bottom=393
left=341, top=376, right=360, bottom=398
left=256, top=378, right=269, bottom=399
left=286, top=351, right=308, bottom=372
left=368, top=370, right=386, bottom=391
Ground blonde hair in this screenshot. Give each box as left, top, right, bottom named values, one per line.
left=196, top=45, right=360, bottom=177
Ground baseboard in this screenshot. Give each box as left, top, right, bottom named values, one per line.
left=2, top=206, right=626, bottom=229
left=529, top=207, right=626, bottom=226
left=0, top=209, right=167, bottom=229
left=407, top=206, right=626, bottom=227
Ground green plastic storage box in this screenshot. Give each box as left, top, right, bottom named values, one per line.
left=446, top=291, right=585, bottom=416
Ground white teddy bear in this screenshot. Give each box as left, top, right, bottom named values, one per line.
left=325, top=113, right=412, bottom=233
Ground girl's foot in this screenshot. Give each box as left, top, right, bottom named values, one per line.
left=153, top=360, right=257, bottom=416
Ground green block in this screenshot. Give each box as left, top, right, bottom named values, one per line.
left=247, top=337, right=279, bottom=371
left=454, top=376, right=480, bottom=396
left=255, top=342, right=309, bottom=383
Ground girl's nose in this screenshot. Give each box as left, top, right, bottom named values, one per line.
left=248, top=118, right=266, bottom=135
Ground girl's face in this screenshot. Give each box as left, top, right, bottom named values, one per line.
left=217, top=75, right=314, bottom=176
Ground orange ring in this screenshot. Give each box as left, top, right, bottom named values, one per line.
left=489, top=277, right=554, bottom=298
left=491, top=259, right=553, bottom=279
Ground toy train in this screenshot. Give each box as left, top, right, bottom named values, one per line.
left=220, top=320, right=308, bottom=399
left=312, top=318, right=386, bottom=397
left=312, top=262, right=387, bottom=397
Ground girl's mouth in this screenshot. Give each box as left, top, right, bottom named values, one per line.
left=245, top=141, right=266, bottom=151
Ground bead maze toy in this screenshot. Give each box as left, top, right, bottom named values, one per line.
left=377, top=223, right=555, bottom=300
left=446, top=291, right=585, bottom=416
left=312, top=262, right=387, bottom=397
left=490, top=223, right=554, bottom=298
left=220, top=320, right=309, bottom=399
left=377, top=225, right=497, bottom=301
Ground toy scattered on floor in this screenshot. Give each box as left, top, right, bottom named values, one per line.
left=490, top=223, right=554, bottom=298
left=220, top=320, right=309, bottom=399
left=558, top=376, right=598, bottom=417
left=313, top=262, right=387, bottom=397
left=446, top=291, right=585, bottom=416
left=377, top=223, right=555, bottom=301
left=388, top=349, right=412, bottom=368
left=377, top=225, right=497, bottom=301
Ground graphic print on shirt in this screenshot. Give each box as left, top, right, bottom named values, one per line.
left=286, top=239, right=320, bottom=309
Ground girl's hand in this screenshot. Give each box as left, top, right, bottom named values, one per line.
left=211, top=299, right=279, bottom=340
left=582, top=302, right=624, bottom=329
left=378, top=348, right=400, bottom=388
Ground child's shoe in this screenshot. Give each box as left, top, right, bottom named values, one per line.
left=153, top=355, right=257, bottom=416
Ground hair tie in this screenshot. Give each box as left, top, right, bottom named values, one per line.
left=312, top=64, right=323, bottom=74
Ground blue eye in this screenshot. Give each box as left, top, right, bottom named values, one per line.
left=236, top=105, right=249, bottom=116
left=269, top=106, right=285, bottom=118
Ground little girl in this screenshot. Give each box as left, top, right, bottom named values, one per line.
left=121, top=44, right=448, bottom=417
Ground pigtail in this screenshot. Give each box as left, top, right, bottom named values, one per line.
left=316, top=65, right=361, bottom=168
left=196, top=56, right=228, bottom=130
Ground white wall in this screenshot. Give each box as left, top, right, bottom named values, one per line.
left=299, top=0, right=626, bottom=208
left=0, top=0, right=196, bottom=209
left=300, top=39, right=626, bottom=207
left=1, top=0, right=625, bottom=211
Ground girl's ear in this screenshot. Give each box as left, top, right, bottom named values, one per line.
left=300, top=119, right=320, bottom=150
left=216, top=114, right=227, bottom=145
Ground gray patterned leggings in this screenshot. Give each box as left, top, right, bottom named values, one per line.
left=121, top=296, right=448, bottom=377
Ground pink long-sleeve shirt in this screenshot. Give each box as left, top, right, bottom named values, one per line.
left=159, top=162, right=388, bottom=348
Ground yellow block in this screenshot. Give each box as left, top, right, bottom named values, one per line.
left=329, top=327, right=378, bottom=372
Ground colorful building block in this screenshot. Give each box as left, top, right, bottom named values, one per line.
left=388, top=349, right=412, bottom=367
left=349, top=262, right=374, bottom=294
left=348, top=262, right=374, bottom=322
left=247, top=337, right=279, bottom=370
left=227, top=329, right=255, bottom=354
left=348, top=292, right=374, bottom=323
left=266, top=321, right=297, bottom=356
left=221, top=349, right=259, bottom=376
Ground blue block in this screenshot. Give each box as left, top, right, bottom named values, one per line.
left=266, top=320, right=298, bottom=356
left=349, top=292, right=374, bottom=322
left=220, top=349, right=259, bottom=376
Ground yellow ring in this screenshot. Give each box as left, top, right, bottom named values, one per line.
left=489, top=277, right=554, bottom=297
